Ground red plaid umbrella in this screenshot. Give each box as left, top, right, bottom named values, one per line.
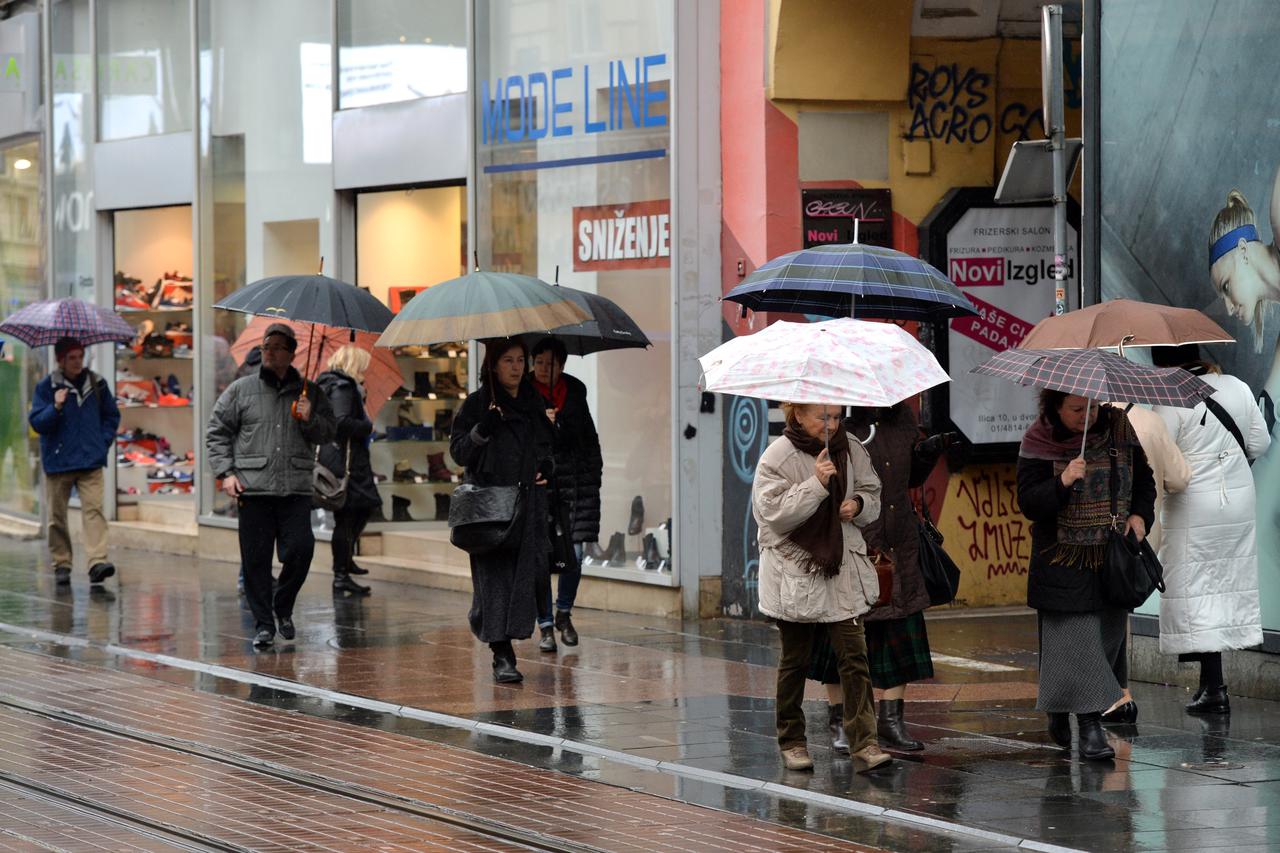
left=0, top=298, right=135, bottom=347
left=973, top=348, right=1214, bottom=408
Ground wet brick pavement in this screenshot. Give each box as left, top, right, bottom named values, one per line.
left=2, top=539, right=1280, bottom=850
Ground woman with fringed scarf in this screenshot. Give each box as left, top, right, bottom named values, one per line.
left=1018, top=389, right=1155, bottom=761
left=752, top=402, right=889, bottom=772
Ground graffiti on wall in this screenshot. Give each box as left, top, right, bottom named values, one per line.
left=935, top=463, right=1031, bottom=605
left=906, top=62, right=993, bottom=145
left=720, top=333, right=769, bottom=617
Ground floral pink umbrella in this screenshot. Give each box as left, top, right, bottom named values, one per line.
left=699, top=318, right=949, bottom=409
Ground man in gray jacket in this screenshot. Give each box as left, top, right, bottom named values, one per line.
left=207, top=323, right=335, bottom=648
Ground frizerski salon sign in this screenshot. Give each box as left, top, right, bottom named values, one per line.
left=573, top=199, right=670, bottom=271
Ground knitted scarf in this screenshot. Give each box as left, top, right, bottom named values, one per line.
left=779, top=422, right=850, bottom=578
left=1019, top=408, right=1134, bottom=570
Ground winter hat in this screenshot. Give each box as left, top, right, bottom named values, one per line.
left=262, top=323, right=298, bottom=352
left=54, top=336, right=84, bottom=360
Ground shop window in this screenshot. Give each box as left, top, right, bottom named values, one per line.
left=337, top=0, right=467, bottom=110
left=110, top=205, right=196, bottom=508
left=52, top=0, right=95, bottom=301
left=97, top=0, right=193, bottom=141
left=0, top=140, right=44, bottom=519
left=356, top=185, right=467, bottom=524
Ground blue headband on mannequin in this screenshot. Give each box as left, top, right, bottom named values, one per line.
left=1210, top=223, right=1260, bottom=266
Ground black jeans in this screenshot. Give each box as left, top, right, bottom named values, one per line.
left=238, top=495, right=314, bottom=632
left=331, top=505, right=371, bottom=574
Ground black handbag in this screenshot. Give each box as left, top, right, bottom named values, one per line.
left=1101, top=423, right=1166, bottom=609
left=917, top=501, right=961, bottom=606
left=448, top=482, right=525, bottom=554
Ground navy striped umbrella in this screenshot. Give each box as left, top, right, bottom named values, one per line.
left=973, top=348, right=1214, bottom=408
left=0, top=298, right=135, bottom=347
left=723, top=242, right=977, bottom=321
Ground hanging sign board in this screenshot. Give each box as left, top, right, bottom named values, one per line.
left=801, top=188, right=892, bottom=248
left=947, top=205, right=1078, bottom=444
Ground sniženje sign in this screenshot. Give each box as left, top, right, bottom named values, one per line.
left=573, top=200, right=671, bottom=272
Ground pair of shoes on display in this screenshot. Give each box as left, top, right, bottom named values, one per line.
left=828, top=703, right=849, bottom=753
left=434, top=493, right=451, bottom=521
left=54, top=566, right=72, bottom=585
left=333, top=573, right=371, bottom=595
left=553, top=609, right=578, bottom=646
left=116, top=486, right=139, bottom=496
left=637, top=533, right=662, bottom=571
left=88, top=562, right=115, bottom=585
left=391, top=495, right=416, bottom=522
left=147, top=468, right=191, bottom=484
left=877, top=698, right=924, bottom=751
left=539, top=625, right=557, bottom=653
left=433, top=372, right=464, bottom=396
left=427, top=452, right=455, bottom=483
left=413, top=372, right=434, bottom=398
left=393, top=460, right=428, bottom=483
left=583, top=532, right=626, bottom=567
left=1187, top=686, right=1230, bottom=715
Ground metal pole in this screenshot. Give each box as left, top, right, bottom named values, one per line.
left=1043, top=4, right=1067, bottom=316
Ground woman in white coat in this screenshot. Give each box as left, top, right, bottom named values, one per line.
left=1153, top=345, right=1271, bottom=715
left=753, top=402, right=889, bottom=771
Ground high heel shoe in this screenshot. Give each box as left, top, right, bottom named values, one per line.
left=1101, top=700, right=1138, bottom=725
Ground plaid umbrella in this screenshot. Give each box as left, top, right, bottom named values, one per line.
left=723, top=242, right=978, bottom=321
left=0, top=298, right=136, bottom=347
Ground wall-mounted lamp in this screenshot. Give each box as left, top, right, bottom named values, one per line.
left=13, top=159, right=32, bottom=171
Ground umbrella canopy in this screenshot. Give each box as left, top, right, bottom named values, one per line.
left=230, top=317, right=402, bottom=419
left=723, top=242, right=978, bottom=322
left=517, top=285, right=650, bottom=356
left=376, top=271, right=590, bottom=347
left=1019, top=299, right=1235, bottom=350
left=972, top=347, right=1214, bottom=408
left=214, top=274, right=393, bottom=333
left=0, top=298, right=135, bottom=347
left=699, top=318, right=950, bottom=407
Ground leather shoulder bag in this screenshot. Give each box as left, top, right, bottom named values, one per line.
left=448, top=417, right=531, bottom=555
left=313, top=440, right=351, bottom=512
left=917, top=499, right=962, bottom=606
left=1102, top=423, right=1166, bottom=609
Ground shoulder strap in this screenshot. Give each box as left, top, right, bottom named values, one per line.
left=1108, top=415, right=1121, bottom=528
left=1202, top=397, right=1248, bottom=457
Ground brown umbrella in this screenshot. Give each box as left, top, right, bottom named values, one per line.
left=231, top=316, right=404, bottom=420
left=1019, top=299, right=1234, bottom=351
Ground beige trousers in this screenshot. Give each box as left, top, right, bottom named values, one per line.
left=45, top=468, right=108, bottom=568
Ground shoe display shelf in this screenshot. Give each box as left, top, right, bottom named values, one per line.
left=113, top=276, right=196, bottom=504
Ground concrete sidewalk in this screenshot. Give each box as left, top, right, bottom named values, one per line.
left=2, top=538, right=1279, bottom=851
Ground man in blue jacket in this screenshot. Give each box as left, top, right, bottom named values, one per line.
left=28, top=337, right=121, bottom=586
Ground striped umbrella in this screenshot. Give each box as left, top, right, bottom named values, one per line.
left=376, top=271, right=590, bottom=347
left=973, top=347, right=1215, bottom=453
left=723, top=242, right=978, bottom=321
left=0, top=298, right=136, bottom=347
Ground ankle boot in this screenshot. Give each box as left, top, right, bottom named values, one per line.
left=333, top=572, right=371, bottom=596
left=640, top=533, right=660, bottom=570
left=490, top=641, right=522, bottom=683
left=427, top=452, right=452, bottom=482
left=554, top=610, right=578, bottom=646
left=434, top=408, right=454, bottom=436
left=413, top=371, right=433, bottom=398
left=582, top=541, right=609, bottom=565
left=1046, top=712, right=1071, bottom=748
left=1186, top=685, right=1230, bottom=715
left=392, top=495, right=414, bottom=522
left=877, top=698, right=924, bottom=751
left=828, top=703, right=849, bottom=753
left=538, top=625, right=557, bottom=652
left=1076, top=713, right=1115, bottom=760
left=605, top=531, right=626, bottom=566
left=434, top=493, right=451, bottom=521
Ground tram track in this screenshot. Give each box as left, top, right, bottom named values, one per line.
left=0, top=693, right=606, bottom=853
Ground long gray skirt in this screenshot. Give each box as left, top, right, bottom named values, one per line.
left=1036, top=609, right=1128, bottom=714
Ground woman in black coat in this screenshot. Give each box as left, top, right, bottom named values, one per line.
left=529, top=337, right=603, bottom=651
left=1017, top=389, right=1155, bottom=761
left=450, top=338, right=556, bottom=683
left=317, top=346, right=380, bottom=596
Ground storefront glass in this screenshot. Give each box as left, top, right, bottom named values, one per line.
left=337, top=0, right=466, bottom=109
left=0, top=140, right=44, bottom=518
left=1098, top=1, right=1280, bottom=627
left=96, top=0, right=194, bottom=141
left=51, top=0, right=94, bottom=301
left=473, top=1, right=675, bottom=575
left=196, top=0, right=334, bottom=519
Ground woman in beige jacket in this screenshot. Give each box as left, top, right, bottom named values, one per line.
left=753, top=403, right=889, bottom=771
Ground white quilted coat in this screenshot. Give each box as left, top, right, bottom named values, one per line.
left=1154, top=373, right=1271, bottom=655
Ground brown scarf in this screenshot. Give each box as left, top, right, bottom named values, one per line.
left=780, top=422, right=850, bottom=578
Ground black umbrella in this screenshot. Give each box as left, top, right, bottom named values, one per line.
left=214, top=274, right=393, bottom=333
left=518, top=285, right=650, bottom=356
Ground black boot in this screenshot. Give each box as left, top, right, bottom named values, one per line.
left=877, top=698, right=924, bottom=751
left=347, top=562, right=369, bottom=576
left=1046, top=712, right=1072, bottom=748
left=392, top=495, right=414, bottom=522
left=333, top=572, right=371, bottom=596
left=434, top=493, right=451, bottom=521
left=538, top=625, right=557, bottom=653
left=1186, top=685, right=1230, bottom=715
left=1076, top=713, right=1115, bottom=760
left=554, top=610, right=578, bottom=646
left=828, top=703, right=849, bottom=753
left=640, top=533, right=660, bottom=570
left=605, top=531, right=626, bottom=566
left=490, top=641, right=522, bottom=683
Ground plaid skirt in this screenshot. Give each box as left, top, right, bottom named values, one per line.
left=807, top=611, right=933, bottom=690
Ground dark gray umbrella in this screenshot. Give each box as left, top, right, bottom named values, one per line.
left=519, top=285, right=650, bottom=356
left=214, top=274, right=393, bottom=333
